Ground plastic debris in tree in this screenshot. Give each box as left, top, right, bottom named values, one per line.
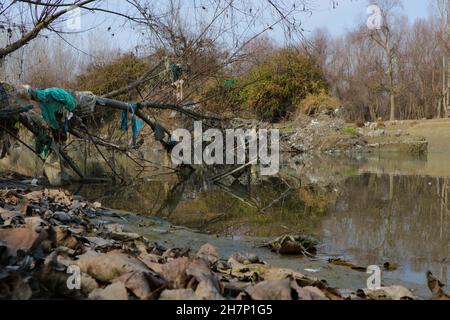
left=154, top=123, right=165, bottom=142
left=224, top=79, right=237, bottom=88
left=31, top=88, right=76, bottom=130
left=35, top=127, right=52, bottom=160
left=173, top=79, right=185, bottom=101
left=23, top=112, right=53, bottom=160
left=73, top=91, right=97, bottom=114
left=0, top=82, right=10, bottom=108
left=163, top=60, right=185, bottom=101
left=120, top=103, right=145, bottom=144
left=167, top=135, right=178, bottom=147
left=169, top=63, right=182, bottom=83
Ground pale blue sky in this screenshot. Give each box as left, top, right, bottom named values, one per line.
left=60, top=0, right=435, bottom=55
left=302, top=0, right=431, bottom=36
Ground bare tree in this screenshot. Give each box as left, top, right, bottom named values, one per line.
left=0, top=0, right=99, bottom=60
left=320, top=3, right=446, bottom=122
left=366, top=0, right=402, bottom=121
left=434, top=0, right=450, bottom=117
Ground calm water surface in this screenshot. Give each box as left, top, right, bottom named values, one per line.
left=74, top=153, right=450, bottom=297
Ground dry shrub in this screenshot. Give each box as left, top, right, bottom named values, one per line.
left=298, top=91, right=341, bottom=117
left=239, top=48, right=328, bottom=122
left=74, top=53, right=149, bottom=102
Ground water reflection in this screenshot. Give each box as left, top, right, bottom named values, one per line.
left=73, top=155, right=450, bottom=290
left=321, top=174, right=450, bottom=285
left=73, top=169, right=333, bottom=237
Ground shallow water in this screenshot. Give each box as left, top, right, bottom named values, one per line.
left=71, top=152, right=450, bottom=298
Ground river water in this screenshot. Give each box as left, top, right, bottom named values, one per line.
left=65, top=152, right=449, bottom=298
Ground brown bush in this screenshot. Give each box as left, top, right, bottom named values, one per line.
left=298, top=91, right=341, bottom=117
left=74, top=53, right=149, bottom=102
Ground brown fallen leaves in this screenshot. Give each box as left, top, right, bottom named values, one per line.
left=113, top=271, right=166, bottom=300
left=0, top=227, right=48, bottom=256
left=0, top=272, right=33, bottom=300
left=186, top=257, right=224, bottom=300
left=243, top=278, right=294, bottom=300
left=427, top=271, right=450, bottom=300
left=75, top=251, right=151, bottom=282
left=357, top=286, right=415, bottom=300
left=159, top=257, right=191, bottom=289
left=88, top=282, right=128, bottom=300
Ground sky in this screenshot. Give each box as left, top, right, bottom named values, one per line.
left=1, top=1, right=434, bottom=84
left=302, top=0, right=431, bottom=36
left=82, top=0, right=433, bottom=47
left=42, top=0, right=436, bottom=57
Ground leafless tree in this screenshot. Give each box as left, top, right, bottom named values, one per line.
left=365, top=0, right=402, bottom=121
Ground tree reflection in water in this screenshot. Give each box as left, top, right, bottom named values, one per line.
left=73, top=165, right=450, bottom=286
left=322, top=174, right=450, bottom=285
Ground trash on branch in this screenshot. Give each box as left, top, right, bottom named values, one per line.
left=0, top=81, right=209, bottom=185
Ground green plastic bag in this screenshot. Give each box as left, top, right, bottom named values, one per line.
left=34, top=88, right=76, bottom=129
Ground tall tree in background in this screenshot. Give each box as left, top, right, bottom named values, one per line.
left=317, top=1, right=447, bottom=122
left=435, top=0, right=450, bottom=118
left=367, top=0, right=401, bottom=121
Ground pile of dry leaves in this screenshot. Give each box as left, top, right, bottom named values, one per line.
left=1, top=186, right=449, bottom=300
